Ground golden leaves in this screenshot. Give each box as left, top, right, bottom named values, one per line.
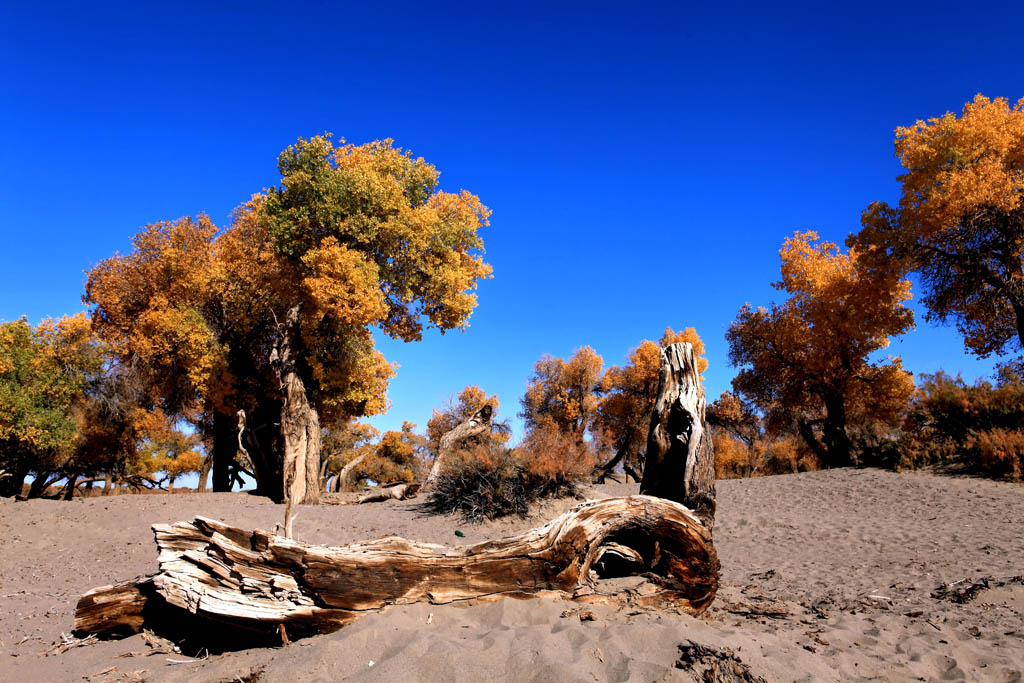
left=896, top=94, right=1024, bottom=234
left=301, top=237, right=387, bottom=328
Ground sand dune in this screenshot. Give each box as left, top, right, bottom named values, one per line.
left=1, top=468, right=1021, bottom=682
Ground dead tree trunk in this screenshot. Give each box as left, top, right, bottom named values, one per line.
left=332, top=453, right=367, bottom=492
left=75, top=495, right=718, bottom=640
left=272, top=306, right=322, bottom=528
left=640, top=343, right=716, bottom=531
left=423, top=403, right=493, bottom=491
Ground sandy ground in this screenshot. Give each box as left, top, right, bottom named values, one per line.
left=1, top=468, right=1022, bottom=682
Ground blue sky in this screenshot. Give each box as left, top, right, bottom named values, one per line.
left=3, top=1, right=1022, bottom=441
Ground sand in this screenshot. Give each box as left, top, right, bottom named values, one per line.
left=1, top=468, right=1022, bottom=682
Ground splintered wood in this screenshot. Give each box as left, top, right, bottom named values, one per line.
left=75, top=496, right=718, bottom=640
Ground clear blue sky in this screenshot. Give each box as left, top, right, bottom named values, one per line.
left=3, top=1, right=1021, bottom=440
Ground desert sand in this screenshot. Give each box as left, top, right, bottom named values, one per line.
left=1, top=468, right=1022, bottom=682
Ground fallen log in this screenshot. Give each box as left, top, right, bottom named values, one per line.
left=356, top=482, right=418, bottom=503
left=75, top=495, right=718, bottom=642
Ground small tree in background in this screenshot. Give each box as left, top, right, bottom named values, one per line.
left=520, top=346, right=604, bottom=451
left=0, top=315, right=103, bottom=497
left=349, top=421, right=429, bottom=487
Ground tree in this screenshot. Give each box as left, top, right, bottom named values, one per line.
left=726, top=231, right=915, bottom=467
left=851, top=94, right=1024, bottom=359
left=593, top=328, right=706, bottom=481
left=519, top=346, right=604, bottom=449
left=0, top=315, right=103, bottom=497
left=350, top=421, right=428, bottom=487
left=86, top=135, right=491, bottom=503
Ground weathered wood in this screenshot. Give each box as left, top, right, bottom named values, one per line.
left=423, top=403, right=493, bottom=491
left=75, top=579, right=154, bottom=636
left=75, top=496, right=718, bottom=640
left=356, top=482, right=418, bottom=503
left=640, top=343, right=716, bottom=531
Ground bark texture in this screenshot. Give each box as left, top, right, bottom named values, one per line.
left=422, top=403, right=493, bottom=491
left=640, top=343, right=716, bottom=531
left=272, top=306, right=322, bottom=518
left=75, top=495, right=718, bottom=641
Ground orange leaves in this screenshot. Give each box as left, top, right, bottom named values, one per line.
left=728, top=232, right=915, bottom=464
left=301, top=237, right=387, bottom=328
left=896, top=94, right=1024, bottom=232
left=520, top=346, right=603, bottom=443
left=854, top=94, right=1024, bottom=360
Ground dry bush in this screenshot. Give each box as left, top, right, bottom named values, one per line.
left=896, top=370, right=1024, bottom=480
left=425, top=420, right=591, bottom=522
left=969, top=428, right=1024, bottom=481
left=713, top=432, right=818, bottom=479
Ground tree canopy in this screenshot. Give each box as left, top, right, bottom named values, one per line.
left=852, top=94, right=1024, bottom=359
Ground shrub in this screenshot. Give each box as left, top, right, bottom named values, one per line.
left=423, top=447, right=583, bottom=522
left=712, top=432, right=818, bottom=479
left=897, top=370, right=1024, bottom=480
left=425, top=419, right=591, bottom=522
left=969, top=428, right=1024, bottom=481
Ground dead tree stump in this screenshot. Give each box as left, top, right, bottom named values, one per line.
left=74, top=496, right=718, bottom=641
left=640, top=342, right=716, bottom=531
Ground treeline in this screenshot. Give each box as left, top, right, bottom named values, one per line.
left=3, top=94, right=1024, bottom=501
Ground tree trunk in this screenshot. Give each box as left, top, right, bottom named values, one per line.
left=74, top=495, right=718, bottom=641
left=196, top=455, right=212, bottom=493
left=212, top=410, right=236, bottom=493
left=592, top=432, right=632, bottom=484
left=640, top=343, right=716, bottom=532
left=63, top=475, right=79, bottom=500
left=103, top=472, right=112, bottom=495
left=823, top=394, right=855, bottom=467
left=238, top=401, right=283, bottom=500
left=27, top=473, right=54, bottom=499
left=423, top=403, right=493, bottom=491
left=0, top=459, right=28, bottom=497
left=272, top=307, right=321, bottom=538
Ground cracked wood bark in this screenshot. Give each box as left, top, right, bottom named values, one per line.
left=640, top=342, right=716, bottom=531
left=74, top=495, right=718, bottom=640
left=422, top=403, right=493, bottom=491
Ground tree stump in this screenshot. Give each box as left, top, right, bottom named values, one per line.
left=74, top=496, right=718, bottom=642
left=422, top=403, right=493, bottom=491
left=640, top=343, right=716, bottom=531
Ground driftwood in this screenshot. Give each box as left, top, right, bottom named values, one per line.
left=422, top=403, right=493, bottom=491
left=356, top=482, right=418, bottom=503
left=75, top=496, right=718, bottom=641
left=640, top=343, right=716, bottom=531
